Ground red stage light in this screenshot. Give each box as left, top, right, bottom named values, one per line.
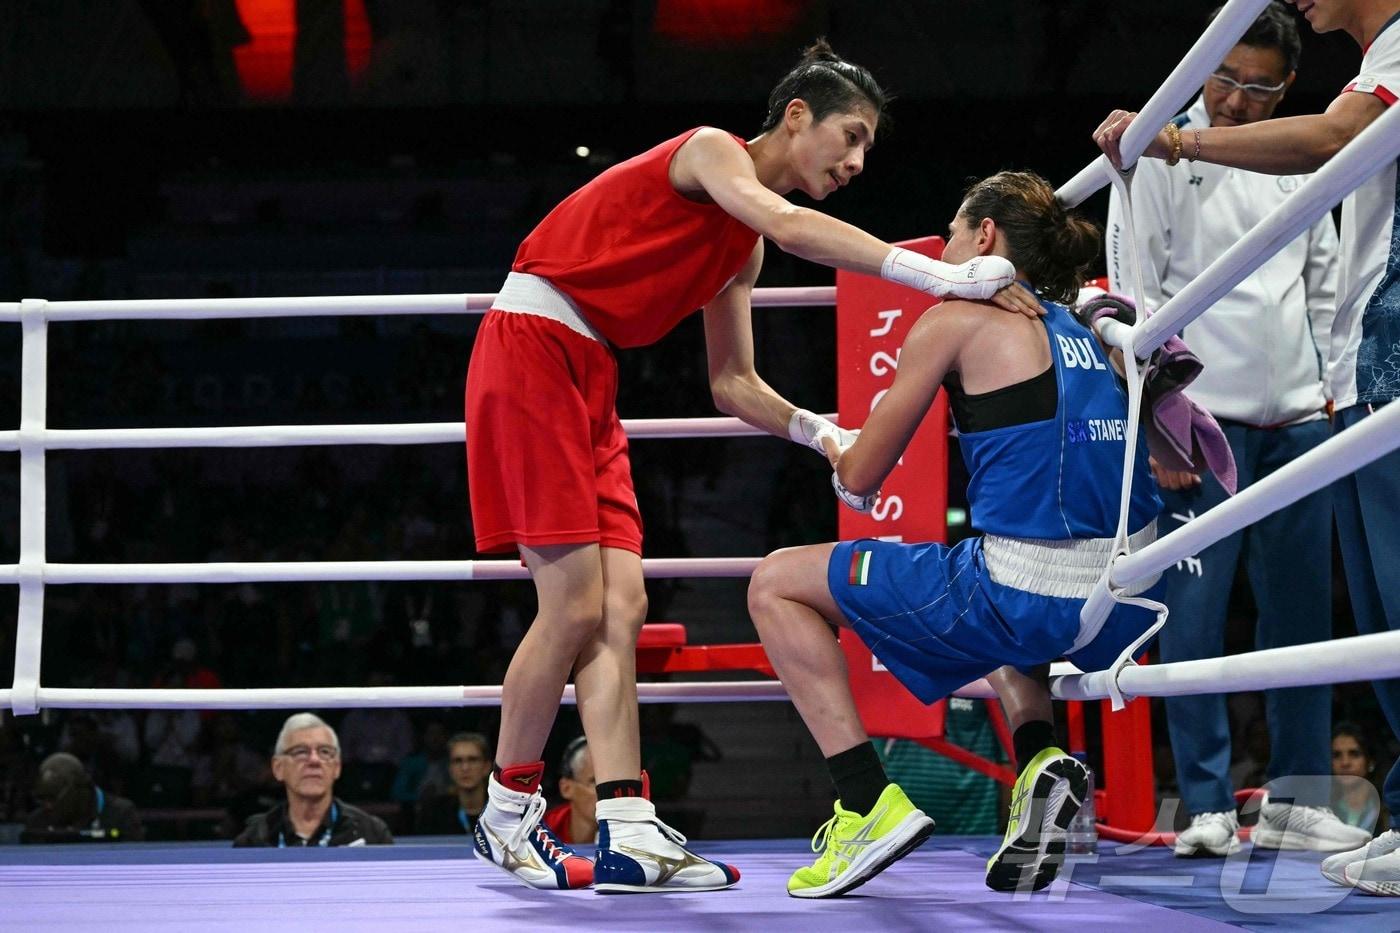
left=654, top=0, right=808, bottom=46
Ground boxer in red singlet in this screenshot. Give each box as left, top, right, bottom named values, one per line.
left=465, top=39, right=1040, bottom=894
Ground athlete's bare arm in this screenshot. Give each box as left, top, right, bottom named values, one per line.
left=828, top=304, right=974, bottom=496
left=674, top=128, right=892, bottom=273
left=673, top=129, right=1042, bottom=318
left=702, top=239, right=798, bottom=436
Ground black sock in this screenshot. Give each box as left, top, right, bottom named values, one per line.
left=1013, top=720, right=1057, bottom=770
left=826, top=742, right=888, bottom=814
left=596, top=779, right=645, bottom=800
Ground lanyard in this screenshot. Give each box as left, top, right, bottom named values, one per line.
left=457, top=806, right=476, bottom=834
left=278, top=802, right=338, bottom=848
left=88, top=787, right=106, bottom=833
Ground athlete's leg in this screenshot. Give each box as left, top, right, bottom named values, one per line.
left=982, top=663, right=1089, bottom=893
left=747, top=543, right=867, bottom=757
left=474, top=542, right=602, bottom=890
left=985, top=664, right=1052, bottom=740
left=749, top=543, right=934, bottom=899
left=494, top=542, right=606, bottom=769
left=564, top=546, right=737, bottom=893
left=572, top=546, right=647, bottom=784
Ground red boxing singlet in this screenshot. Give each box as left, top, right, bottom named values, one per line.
left=512, top=128, right=761, bottom=349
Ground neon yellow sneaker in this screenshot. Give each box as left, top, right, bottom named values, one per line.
left=985, top=746, right=1090, bottom=893
left=787, top=783, right=935, bottom=898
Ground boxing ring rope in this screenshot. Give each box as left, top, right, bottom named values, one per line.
left=0, top=285, right=836, bottom=322
left=1, top=558, right=761, bottom=585
left=3, top=285, right=825, bottom=715
left=0, top=682, right=792, bottom=712
left=0, top=416, right=787, bottom=450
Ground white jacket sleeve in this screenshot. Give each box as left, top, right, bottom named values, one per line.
left=1105, top=159, right=1172, bottom=314
left=1301, top=209, right=1340, bottom=397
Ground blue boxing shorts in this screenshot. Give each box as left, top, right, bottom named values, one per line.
left=828, top=535, right=1163, bottom=704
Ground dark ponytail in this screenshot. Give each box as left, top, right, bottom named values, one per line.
left=761, top=38, right=889, bottom=132
left=959, top=171, right=1101, bottom=304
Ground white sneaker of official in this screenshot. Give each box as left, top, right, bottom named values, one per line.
left=1345, top=847, right=1400, bottom=896
left=1253, top=799, right=1373, bottom=852
left=1174, top=810, right=1241, bottom=858
left=1321, top=829, right=1400, bottom=886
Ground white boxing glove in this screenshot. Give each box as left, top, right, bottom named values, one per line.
left=789, top=408, right=857, bottom=457
left=831, top=472, right=877, bottom=512
left=881, top=247, right=1016, bottom=300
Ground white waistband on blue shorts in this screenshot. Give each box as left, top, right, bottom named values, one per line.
left=981, top=521, right=1159, bottom=601
left=982, top=521, right=1162, bottom=656
left=492, top=271, right=605, bottom=344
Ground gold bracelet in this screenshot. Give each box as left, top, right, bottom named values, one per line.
left=1163, top=122, right=1183, bottom=166
left=1189, top=128, right=1202, bottom=162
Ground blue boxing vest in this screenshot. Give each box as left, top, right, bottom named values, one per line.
left=956, top=299, right=1160, bottom=540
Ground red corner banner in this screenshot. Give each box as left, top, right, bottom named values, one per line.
left=834, top=235, right=950, bottom=740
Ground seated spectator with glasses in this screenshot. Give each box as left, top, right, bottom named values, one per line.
left=234, top=712, right=393, bottom=847
left=414, top=732, right=493, bottom=835
left=543, top=736, right=598, bottom=845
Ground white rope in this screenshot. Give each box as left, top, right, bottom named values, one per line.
left=3, top=681, right=791, bottom=710
left=0, top=557, right=761, bottom=585
left=1056, top=0, right=1270, bottom=207
left=13, top=299, right=48, bottom=716
left=1077, top=167, right=1170, bottom=712
left=0, top=282, right=837, bottom=715
left=0, top=285, right=836, bottom=322
left=7, top=626, right=1400, bottom=711
left=0, top=413, right=841, bottom=452
left=1054, top=629, right=1400, bottom=702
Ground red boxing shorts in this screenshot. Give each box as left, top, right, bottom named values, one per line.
left=465, top=309, right=643, bottom=555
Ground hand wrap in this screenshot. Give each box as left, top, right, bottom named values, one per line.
left=880, top=247, right=1016, bottom=300
left=788, top=408, right=857, bottom=456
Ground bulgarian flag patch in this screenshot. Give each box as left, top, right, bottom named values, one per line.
left=848, top=549, right=872, bottom=586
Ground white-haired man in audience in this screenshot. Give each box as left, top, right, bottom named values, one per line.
left=234, top=712, right=393, bottom=847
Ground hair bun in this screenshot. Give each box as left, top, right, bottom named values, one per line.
left=799, top=37, right=840, bottom=64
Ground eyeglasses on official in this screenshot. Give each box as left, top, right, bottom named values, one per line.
left=279, top=744, right=340, bottom=761
left=1208, top=71, right=1287, bottom=102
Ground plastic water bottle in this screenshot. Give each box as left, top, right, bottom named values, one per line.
left=1067, top=754, right=1098, bottom=855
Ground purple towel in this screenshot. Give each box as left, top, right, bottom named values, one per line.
left=1078, top=294, right=1238, bottom=496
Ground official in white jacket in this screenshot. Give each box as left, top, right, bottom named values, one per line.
left=1107, top=2, right=1368, bottom=860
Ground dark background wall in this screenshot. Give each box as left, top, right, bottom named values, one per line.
left=0, top=0, right=1361, bottom=271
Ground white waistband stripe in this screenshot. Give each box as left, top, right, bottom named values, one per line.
left=981, top=522, right=1160, bottom=600
left=492, top=272, right=605, bottom=344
